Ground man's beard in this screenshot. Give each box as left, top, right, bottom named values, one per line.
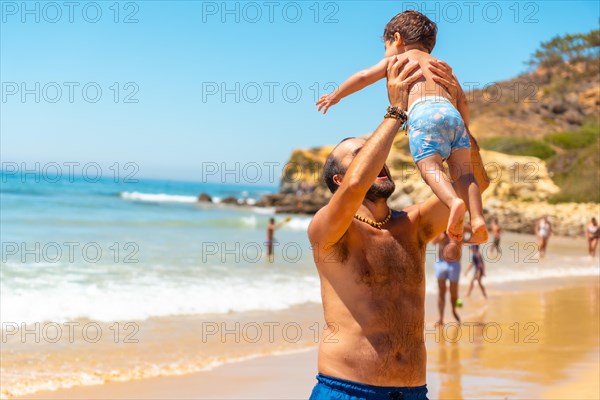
left=365, top=179, right=395, bottom=201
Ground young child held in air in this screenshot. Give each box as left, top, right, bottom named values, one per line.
left=316, top=10, right=487, bottom=243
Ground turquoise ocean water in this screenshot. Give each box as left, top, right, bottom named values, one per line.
left=1, top=173, right=320, bottom=324
left=1, top=172, right=598, bottom=325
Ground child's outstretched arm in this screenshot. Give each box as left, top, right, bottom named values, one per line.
left=316, top=57, right=389, bottom=114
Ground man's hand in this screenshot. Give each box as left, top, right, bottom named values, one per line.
left=387, top=57, right=423, bottom=110
left=429, top=60, right=462, bottom=104
left=316, top=93, right=340, bottom=114
left=430, top=60, right=470, bottom=127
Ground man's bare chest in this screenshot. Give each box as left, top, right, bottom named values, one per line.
left=346, top=227, right=424, bottom=287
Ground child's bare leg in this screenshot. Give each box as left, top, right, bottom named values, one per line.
left=466, top=278, right=475, bottom=297
left=478, top=278, right=488, bottom=299
left=416, top=154, right=465, bottom=241
left=447, top=148, right=488, bottom=244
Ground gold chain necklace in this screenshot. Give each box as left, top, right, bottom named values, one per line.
left=354, top=209, right=392, bottom=230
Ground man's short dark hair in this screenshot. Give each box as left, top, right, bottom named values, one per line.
left=383, top=10, right=437, bottom=53
left=323, top=137, right=355, bottom=193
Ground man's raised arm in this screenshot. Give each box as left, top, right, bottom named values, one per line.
left=308, top=58, right=422, bottom=252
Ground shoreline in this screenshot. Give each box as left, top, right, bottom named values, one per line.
left=21, top=349, right=320, bottom=400
left=13, top=272, right=600, bottom=400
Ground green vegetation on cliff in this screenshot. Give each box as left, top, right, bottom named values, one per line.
left=480, top=120, right=599, bottom=203
left=528, top=29, right=599, bottom=77
left=475, top=29, right=600, bottom=203
left=479, top=137, right=555, bottom=159
left=545, top=120, right=600, bottom=203
left=544, top=121, right=599, bottom=149
left=548, top=142, right=600, bottom=203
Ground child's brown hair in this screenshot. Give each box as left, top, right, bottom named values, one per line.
left=383, top=10, right=437, bottom=53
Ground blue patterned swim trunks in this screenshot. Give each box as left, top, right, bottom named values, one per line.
left=406, top=96, right=471, bottom=163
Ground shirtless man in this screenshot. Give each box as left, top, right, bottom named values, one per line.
left=307, top=58, right=490, bottom=399
left=266, top=217, right=291, bottom=262
left=266, top=218, right=276, bottom=262
left=431, top=231, right=462, bottom=326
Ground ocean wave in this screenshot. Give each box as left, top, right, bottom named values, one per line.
left=119, top=192, right=260, bottom=207
left=252, top=206, right=275, bottom=215
left=241, top=215, right=257, bottom=227
left=120, top=191, right=198, bottom=204
left=283, top=216, right=312, bottom=231
left=0, top=273, right=321, bottom=324
left=482, top=265, right=600, bottom=285
left=425, top=260, right=600, bottom=292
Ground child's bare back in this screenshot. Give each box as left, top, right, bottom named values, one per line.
left=397, top=50, right=454, bottom=110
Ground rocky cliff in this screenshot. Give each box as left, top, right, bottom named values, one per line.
left=270, top=133, right=598, bottom=237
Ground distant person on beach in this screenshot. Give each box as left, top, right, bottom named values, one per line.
left=316, top=10, right=488, bottom=246
left=586, top=217, right=599, bottom=257
left=307, top=52, right=490, bottom=398
left=491, top=217, right=502, bottom=256
left=536, top=216, right=552, bottom=259
left=432, top=231, right=462, bottom=326
left=266, top=218, right=279, bottom=262
left=464, top=245, right=487, bottom=299
left=266, top=217, right=292, bottom=262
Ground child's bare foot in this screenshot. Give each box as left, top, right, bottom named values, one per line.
left=447, top=198, right=466, bottom=241
left=466, top=217, right=489, bottom=244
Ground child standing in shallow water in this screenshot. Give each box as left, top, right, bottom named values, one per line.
left=316, top=10, right=487, bottom=243
left=465, top=245, right=488, bottom=298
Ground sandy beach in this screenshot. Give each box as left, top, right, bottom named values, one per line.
left=22, top=349, right=320, bottom=400
left=18, top=271, right=599, bottom=399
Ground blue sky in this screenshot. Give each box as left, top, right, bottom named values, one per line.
left=1, top=1, right=599, bottom=185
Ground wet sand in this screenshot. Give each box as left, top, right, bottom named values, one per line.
left=20, top=276, right=599, bottom=399
left=425, top=277, right=599, bottom=398
left=21, top=349, right=319, bottom=400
